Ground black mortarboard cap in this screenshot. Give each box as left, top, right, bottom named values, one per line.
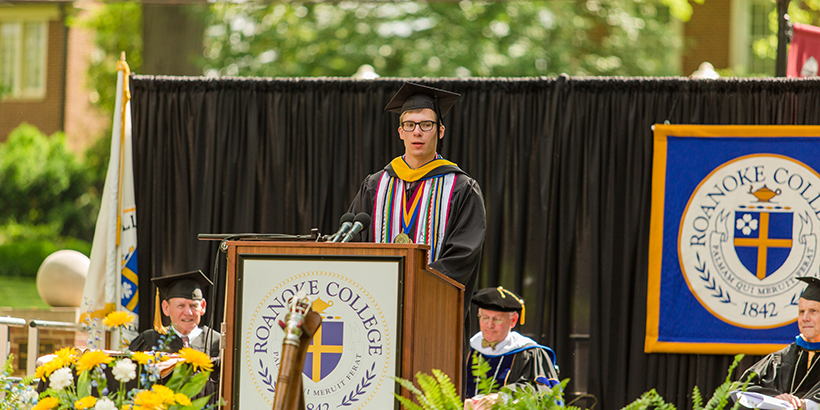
left=152, top=270, right=212, bottom=301
left=798, top=277, right=820, bottom=302
left=471, top=286, right=526, bottom=325
left=384, top=82, right=460, bottom=118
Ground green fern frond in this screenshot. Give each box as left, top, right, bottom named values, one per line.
left=472, top=352, right=499, bottom=395
left=394, top=393, right=425, bottom=410
left=704, top=354, right=745, bottom=410
left=541, top=380, right=571, bottom=410
left=395, top=370, right=463, bottom=410
left=692, top=386, right=703, bottom=410
left=622, top=388, right=677, bottom=410
left=417, top=372, right=447, bottom=409
left=395, top=375, right=435, bottom=410
left=2, top=354, right=13, bottom=375
left=432, top=369, right=462, bottom=409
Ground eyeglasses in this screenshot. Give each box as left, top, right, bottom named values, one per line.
left=477, top=315, right=505, bottom=325
left=401, top=120, right=437, bottom=132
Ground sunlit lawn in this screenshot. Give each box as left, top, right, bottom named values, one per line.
left=0, top=276, right=49, bottom=308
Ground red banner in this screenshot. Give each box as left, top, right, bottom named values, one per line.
left=788, top=23, right=820, bottom=77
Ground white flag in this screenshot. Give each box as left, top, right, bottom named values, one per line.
left=80, top=56, right=139, bottom=348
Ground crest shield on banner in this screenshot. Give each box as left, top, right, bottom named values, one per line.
left=733, top=207, right=794, bottom=281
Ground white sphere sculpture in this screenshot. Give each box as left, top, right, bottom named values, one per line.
left=36, top=250, right=90, bottom=307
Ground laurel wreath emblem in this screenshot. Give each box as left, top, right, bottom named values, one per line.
left=338, top=363, right=376, bottom=407
left=259, top=359, right=276, bottom=394
left=695, top=253, right=732, bottom=304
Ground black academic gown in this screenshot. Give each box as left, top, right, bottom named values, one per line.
left=348, top=158, right=486, bottom=307
left=128, top=326, right=220, bottom=356
left=465, top=332, right=560, bottom=398
left=129, top=327, right=222, bottom=404
left=741, top=342, right=820, bottom=401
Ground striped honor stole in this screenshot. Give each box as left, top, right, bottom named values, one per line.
left=372, top=171, right=457, bottom=263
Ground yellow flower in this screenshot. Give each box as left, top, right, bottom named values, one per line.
left=53, top=347, right=78, bottom=363
left=74, top=396, right=97, bottom=410
left=174, top=393, right=192, bottom=406
left=34, top=346, right=78, bottom=378
left=36, top=358, right=62, bottom=378
left=152, top=384, right=176, bottom=405
left=133, top=390, right=164, bottom=410
left=32, top=397, right=59, bottom=410
left=122, top=405, right=132, bottom=410
left=33, top=364, right=45, bottom=379
left=178, top=347, right=213, bottom=372
left=75, top=350, right=114, bottom=373
left=131, top=351, right=152, bottom=365
left=104, top=311, right=134, bottom=328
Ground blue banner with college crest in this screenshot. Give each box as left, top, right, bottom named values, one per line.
left=646, top=125, right=820, bottom=354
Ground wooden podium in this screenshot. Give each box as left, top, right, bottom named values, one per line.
left=220, top=241, right=464, bottom=409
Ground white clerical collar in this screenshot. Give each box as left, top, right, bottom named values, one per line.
left=470, top=331, right=537, bottom=356
left=172, top=326, right=202, bottom=342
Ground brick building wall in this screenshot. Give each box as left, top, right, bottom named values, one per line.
left=0, top=17, right=65, bottom=142
left=682, top=0, right=732, bottom=75
left=1, top=2, right=108, bottom=154
left=63, top=6, right=109, bottom=153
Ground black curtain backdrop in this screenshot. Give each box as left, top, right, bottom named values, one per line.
left=130, top=75, right=820, bottom=410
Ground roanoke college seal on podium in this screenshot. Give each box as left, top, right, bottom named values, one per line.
left=679, top=154, right=820, bottom=328
left=238, top=259, right=400, bottom=410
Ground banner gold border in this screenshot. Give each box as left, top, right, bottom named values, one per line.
left=645, top=124, right=820, bottom=354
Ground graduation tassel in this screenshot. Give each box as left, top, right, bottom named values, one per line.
left=154, top=289, right=167, bottom=335
left=496, top=286, right=526, bottom=325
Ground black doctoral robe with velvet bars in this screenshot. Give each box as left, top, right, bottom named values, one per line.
left=742, top=342, right=820, bottom=402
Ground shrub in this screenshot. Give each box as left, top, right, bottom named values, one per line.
left=0, top=222, right=91, bottom=277
left=0, top=123, right=100, bottom=241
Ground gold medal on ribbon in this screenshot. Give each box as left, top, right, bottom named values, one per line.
left=394, top=233, right=413, bottom=244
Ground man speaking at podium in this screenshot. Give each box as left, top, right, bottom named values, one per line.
left=347, top=82, right=486, bottom=299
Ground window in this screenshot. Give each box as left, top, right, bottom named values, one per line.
left=748, top=0, right=776, bottom=74
left=730, top=0, right=777, bottom=75
left=0, top=20, right=47, bottom=99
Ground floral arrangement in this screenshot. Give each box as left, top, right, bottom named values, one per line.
left=0, top=311, right=218, bottom=410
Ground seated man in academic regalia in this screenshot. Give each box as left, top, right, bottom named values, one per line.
left=129, top=270, right=220, bottom=355
left=740, top=277, right=820, bottom=410
left=464, top=287, right=560, bottom=409
left=129, top=270, right=221, bottom=403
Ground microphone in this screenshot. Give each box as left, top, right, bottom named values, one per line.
left=329, top=213, right=355, bottom=242
left=340, top=213, right=371, bottom=243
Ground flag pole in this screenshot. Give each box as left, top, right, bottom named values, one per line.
left=113, top=52, right=131, bottom=349
left=116, top=52, right=130, bottom=247
left=776, top=0, right=792, bottom=76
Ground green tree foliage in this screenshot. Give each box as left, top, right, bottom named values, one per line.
left=70, top=1, right=142, bottom=115
left=201, top=0, right=687, bottom=78
left=0, top=124, right=98, bottom=242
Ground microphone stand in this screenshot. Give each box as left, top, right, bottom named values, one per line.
left=197, top=232, right=319, bottom=241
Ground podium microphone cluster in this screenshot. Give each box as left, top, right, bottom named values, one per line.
left=340, top=212, right=371, bottom=243
left=328, top=213, right=355, bottom=242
